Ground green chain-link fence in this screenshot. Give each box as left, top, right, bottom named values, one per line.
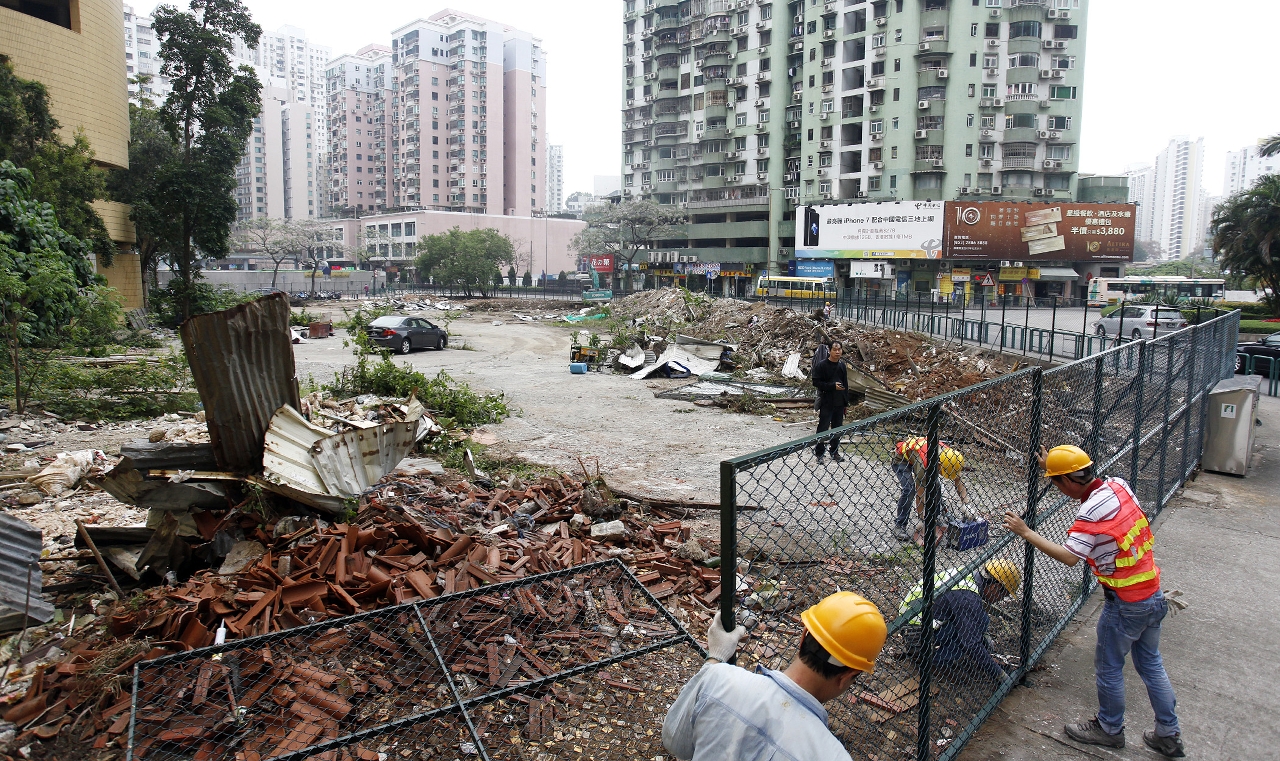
left=718, top=309, right=1239, bottom=760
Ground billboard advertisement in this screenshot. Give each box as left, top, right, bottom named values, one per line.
left=587, top=254, right=614, bottom=273
left=944, top=202, right=1136, bottom=262
left=796, top=201, right=945, bottom=259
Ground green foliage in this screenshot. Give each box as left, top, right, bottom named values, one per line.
left=29, top=353, right=200, bottom=420
left=107, top=102, right=181, bottom=296
left=522, top=270, right=533, bottom=287
left=1213, top=175, right=1280, bottom=317
left=290, top=308, right=320, bottom=327
left=147, top=279, right=254, bottom=328
left=0, top=56, right=113, bottom=263
left=507, top=265, right=517, bottom=285
left=1260, top=133, right=1280, bottom=159
left=0, top=161, right=100, bottom=412
left=337, top=302, right=395, bottom=336
left=324, top=362, right=509, bottom=429
left=1238, top=320, right=1280, bottom=335
left=415, top=227, right=515, bottom=297
left=145, top=0, right=264, bottom=321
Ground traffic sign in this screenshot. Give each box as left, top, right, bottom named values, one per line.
left=978, top=273, right=995, bottom=287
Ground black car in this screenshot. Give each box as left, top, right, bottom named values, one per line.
left=366, top=316, right=448, bottom=354
left=1235, top=333, right=1280, bottom=374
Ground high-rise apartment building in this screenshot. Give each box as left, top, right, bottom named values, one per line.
left=548, top=145, right=565, bottom=212
left=326, top=9, right=547, bottom=216
left=1145, top=137, right=1204, bottom=260
left=1125, top=163, right=1155, bottom=243
left=253, top=27, right=332, bottom=126
left=1224, top=142, right=1277, bottom=197
left=123, top=5, right=167, bottom=103
left=234, top=86, right=321, bottom=222
left=621, top=0, right=1087, bottom=275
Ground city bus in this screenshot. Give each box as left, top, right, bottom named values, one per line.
left=756, top=276, right=838, bottom=299
left=1087, top=276, right=1226, bottom=307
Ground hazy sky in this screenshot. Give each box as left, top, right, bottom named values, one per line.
left=241, top=0, right=1279, bottom=196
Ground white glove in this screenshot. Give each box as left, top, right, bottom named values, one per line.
left=706, top=611, right=747, bottom=662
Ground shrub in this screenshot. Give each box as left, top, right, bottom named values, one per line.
left=148, top=280, right=255, bottom=328
left=323, top=360, right=509, bottom=429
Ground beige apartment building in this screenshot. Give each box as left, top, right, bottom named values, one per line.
left=326, top=8, right=548, bottom=217
left=2, top=0, right=144, bottom=309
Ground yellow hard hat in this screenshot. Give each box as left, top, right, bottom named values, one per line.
left=800, top=591, right=887, bottom=673
left=984, top=559, right=1022, bottom=596
left=1043, top=445, right=1094, bottom=478
left=938, top=447, right=965, bottom=481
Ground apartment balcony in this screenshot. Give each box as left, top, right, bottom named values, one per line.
left=655, top=16, right=686, bottom=31
left=912, top=159, right=946, bottom=173
left=1001, top=156, right=1039, bottom=169
left=915, top=39, right=950, bottom=56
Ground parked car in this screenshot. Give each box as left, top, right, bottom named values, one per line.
left=366, top=316, right=447, bottom=354
left=1092, top=305, right=1188, bottom=340
left=1235, top=333, right=1280, bottom=374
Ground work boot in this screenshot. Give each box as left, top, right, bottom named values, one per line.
left=892, top=526, right=911, bottom=541
left=830, top=451, right=844, bottom=463
left=1064, top=718, right=1125, bottom=749
left=815, top=454, right=825, bottom=465
left=1143, top=730, right=1185, bottom=758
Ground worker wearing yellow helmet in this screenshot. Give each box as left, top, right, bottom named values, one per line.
left=898, top=559, right=1021, bottom=683
left=663, top=592, right=887, bottom=761
left=892, top=437, right=971, bottom=545
left=1004, top=445, right=1183, bottom=758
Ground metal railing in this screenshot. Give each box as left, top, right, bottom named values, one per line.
left=717, top=310, right=1239, bottom=761
left=127, top=560, right=705, bottom=761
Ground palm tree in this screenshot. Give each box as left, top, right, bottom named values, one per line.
left=1261, top=133, right=1280, bottom=158
left=1213, top=174, right=1280, bottom=315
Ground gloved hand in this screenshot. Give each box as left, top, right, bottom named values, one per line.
left=706, top=611, right=747, bottom=662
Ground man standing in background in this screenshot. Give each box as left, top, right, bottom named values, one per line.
left=812, top=341, right=849, bottom=464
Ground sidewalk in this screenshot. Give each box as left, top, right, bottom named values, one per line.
left=959, top=393, right=1280, bottom=760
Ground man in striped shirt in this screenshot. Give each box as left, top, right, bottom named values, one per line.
left=1003, top=445, right=1184, bottom=758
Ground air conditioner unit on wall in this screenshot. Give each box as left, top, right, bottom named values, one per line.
left=991, top=185, right=1002, bottom=194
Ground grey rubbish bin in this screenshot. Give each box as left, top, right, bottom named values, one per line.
left=1202, top=375, right=1263, bottom=476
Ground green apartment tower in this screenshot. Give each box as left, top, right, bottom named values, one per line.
left=621, top=0, right=1087, bottom=288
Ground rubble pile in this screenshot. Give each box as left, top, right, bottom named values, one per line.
left=611, top=290, right=1012, bottom=401
left=0, top=468, right=722, bottom=758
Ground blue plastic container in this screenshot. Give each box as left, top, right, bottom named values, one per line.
left=569, top=363, right=588, bottom=374
left=951, top=519, right=989, bottom=551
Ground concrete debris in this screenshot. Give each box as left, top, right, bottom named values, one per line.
left=217, top=540, right=266, bottom=575
left=590, top=520, right=627, bottom=542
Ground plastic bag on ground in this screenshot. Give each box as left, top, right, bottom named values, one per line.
left=28, top=450, right=100, bottom=496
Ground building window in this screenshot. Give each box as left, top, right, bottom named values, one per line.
left=1008, top=53, right=1039, bottom=68
left=1046, top=145, right=1071, bottom=160
left=985, top=22, right=1000, bottom=38
left=1008, top=21, right=1042, bottom=38
left=1046, top=174, right=1071, bottom=190
left=1053, top=24, right=1078, bottom=39
left=1050, top=86, right=1078, bottom=99
left=5, top=0, right=75, bottom=29
left=1047, top=115, right=1072, bottom=130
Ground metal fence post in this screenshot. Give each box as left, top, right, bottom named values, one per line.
left=1129, top=341, right=1149, bottom=487
left=916, top=402, right=944, bottom=761
left=720, top=460, right=738, bottom=633
left=1000, top=293, right=1007, bottom=352
left=1180, top=330, right=1199, bottom=482
left=1018, top=368, right=1044, bottom=674
left=1154, top=336, right=1177, bottom=512
left=1048, top=297, right=1058, bottom=363
left=1086, top=355, right=1105, bottom=458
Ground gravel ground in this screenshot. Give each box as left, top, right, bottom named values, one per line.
left=292, top=308, right=801, bottom=503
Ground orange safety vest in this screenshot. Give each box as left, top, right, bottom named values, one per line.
left=1069, top=480, right=1160, bottom=602
left=896, top=437, right=951, bottom=466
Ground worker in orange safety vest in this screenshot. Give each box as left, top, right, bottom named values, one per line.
left=1003, top=445, right=1184, bottom=758
left=893, top=436, right=970, bottom=545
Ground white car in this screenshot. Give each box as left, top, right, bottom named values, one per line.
left=1093, top=305, right=1188, bottom=340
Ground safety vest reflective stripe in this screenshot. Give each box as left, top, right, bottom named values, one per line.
left=1117, top=516, right=1150, bottom=552
left=1114, top=536, right=1155, bottom=567
left=1095, top=568, right=1159, bottom=588
left=900, top=568, right=979, bottom=624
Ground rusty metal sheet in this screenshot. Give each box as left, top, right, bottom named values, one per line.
left=312, top=421, right=418, bottom=497
left=0, top=514, right=54, bottom=632
left=180, top=294, right=300, bottom=474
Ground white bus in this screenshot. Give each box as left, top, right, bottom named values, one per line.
left=1087, top=276, right=1225, bottom=307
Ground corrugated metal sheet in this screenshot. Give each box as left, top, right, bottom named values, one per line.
left=312, top=421, right=418, bottom=497
left=261, top=405, right=334, bottom=498
left=0, top=514, right=54, bottom=631
left=180, top=294, right=300, bottom=474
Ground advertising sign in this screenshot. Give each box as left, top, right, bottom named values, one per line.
left=951, top=267, right=971, bottom=282
left=674, top=261, right=722, bottom=277
left=944, top=202, right=1136, bottom=262
left=795, top=260, right=836, bottom=278
left=588, top=254, right=615, bottom=273
left=848, top=261, right=897, bottom=279
left=796, top=202, right=945, bottom=259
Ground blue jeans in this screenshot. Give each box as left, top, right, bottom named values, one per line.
left=1095, top=591, right=1181, bottom=738
left=894, top=462, right=915, bottom=529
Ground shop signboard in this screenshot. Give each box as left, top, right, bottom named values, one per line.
left=943, top=202, right=1136, bottom=262
left=796, top=202, right=945, bottom=259
left=588, top=254, right=615, bottom=273
left=848, top=261, right=897, bottom=279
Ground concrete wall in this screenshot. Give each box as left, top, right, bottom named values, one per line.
left=97, top=252, right=145, bottom=310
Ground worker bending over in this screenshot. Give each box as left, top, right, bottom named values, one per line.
left=892, top=437, right=970, bottom=545
left=1003, top=445, right=1184, bottom=758
left=663, top=592, right=887, bottom=761
left=899, top=559, right=1020, bottom=683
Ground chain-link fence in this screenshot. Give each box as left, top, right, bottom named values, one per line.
left=126, top=559, right=706, bottom=761
left=718, top=310, right=1239, bottom=761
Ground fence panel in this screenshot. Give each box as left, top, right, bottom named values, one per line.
left=720, top=311, right=1239, bottom=760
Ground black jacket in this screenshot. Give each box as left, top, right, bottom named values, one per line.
left=812, top=358, right=849, bottom=410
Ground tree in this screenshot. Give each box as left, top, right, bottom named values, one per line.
left=290, top=219, right=345, bottom=296
left=0, top=162, right=103, bottom=412
left=148, top=0, right=262, bottom=320
left=569, top=200, right=686, bottom=292
left=0, top=55, right=114, bottom=263
left=507, top=265, right=517, bottom=287
left=1212, top=174, right=1280, bottom=317
left=415, top=227, right=514, bottom=298
left=1260, top=133, right=1280, bottom=159
left=233, top=217, right=294, bottom=289
left=522, top=270, right=533, bottom=287
left=106, top=95, right=181, bottom=297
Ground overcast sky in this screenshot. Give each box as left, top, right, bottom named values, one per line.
left=240, top=0, right=1279, bottom=197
